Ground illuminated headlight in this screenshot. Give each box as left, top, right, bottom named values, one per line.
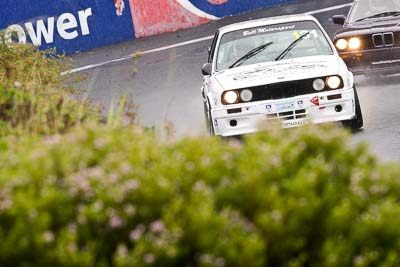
left=222, top=90, right=239, bottom=104
left=313, top=79, right=325, bottom=91
left=349, top=37, right=361, bottom=49
left=240, top=89, right=253, bottom=102
left=326, top=76, right=342, bottom=89
left=336, top=39, right=348, bottom=50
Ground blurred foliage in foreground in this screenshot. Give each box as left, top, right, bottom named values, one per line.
left=2, top=34, right=400, bottom=267
left=0, top=41, right=100, bottom=136
left=1, top=124, right=400, bottom=267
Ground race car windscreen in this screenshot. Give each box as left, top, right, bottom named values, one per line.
left=216, top=20, right=333, bottom=71
left=348, top=0, right=400, bottom=23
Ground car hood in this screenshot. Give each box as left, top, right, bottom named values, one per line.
left=336, top=17, right=400, bottom=38
left=214, top=56, right=340, bottom=90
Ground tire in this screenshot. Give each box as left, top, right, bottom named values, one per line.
left=203, top=100, right=215, bottom=135
left=342, top=87, right=363, bottom=131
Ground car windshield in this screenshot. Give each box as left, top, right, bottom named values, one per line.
left=348, top=0, right=400, bottom=23
left=216, top=20, right=333, bottom=71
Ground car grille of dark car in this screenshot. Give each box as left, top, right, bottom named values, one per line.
left=372, top=32, right=394, bottom=47
left=237, top=77, right=329, bottom=103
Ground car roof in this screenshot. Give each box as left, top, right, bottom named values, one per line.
left=218, top=14, right=319, bottom=35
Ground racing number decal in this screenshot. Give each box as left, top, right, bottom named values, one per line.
left=292, top=30, right=318, bottom=39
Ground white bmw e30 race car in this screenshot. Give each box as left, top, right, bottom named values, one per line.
left=201, top=14, right=363, bottom=137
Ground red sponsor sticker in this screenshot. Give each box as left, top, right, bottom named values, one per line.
left=310, top=96, right=319, bottom=106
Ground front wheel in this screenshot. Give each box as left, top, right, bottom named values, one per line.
left=342, top=87, right=363, bottom=131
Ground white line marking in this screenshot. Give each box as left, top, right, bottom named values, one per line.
left=176, top=0, right=220, bottom=20
left=61, top=35, right=215, bottom=75
left=305, top=3, right=352, bottom=15
left=62, top=2, right=353, bottom=75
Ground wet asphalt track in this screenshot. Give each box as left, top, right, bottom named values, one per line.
left=72, top=0, right=400, bottom=162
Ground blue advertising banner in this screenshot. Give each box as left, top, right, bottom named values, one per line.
left=0, top=0, right=135, bottom=54
left=1, top=0, right=304, bottom=54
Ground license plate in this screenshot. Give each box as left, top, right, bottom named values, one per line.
left=276, top=102, right=295, bottom=112
left=281, top=120, right=306, bottom=128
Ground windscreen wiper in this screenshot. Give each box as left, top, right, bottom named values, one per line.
left=355, top=11, right=400, bottom=22
left=275, top=31, right=310, bottom=61
left=229, top=42, right=273, bottom=69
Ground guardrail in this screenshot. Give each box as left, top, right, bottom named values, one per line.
left=0, top=0, right=301, bottom=54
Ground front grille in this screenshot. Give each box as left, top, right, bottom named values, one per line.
left=238, top=77, right=336, bottom=103
left=267, top=109, right=308, bottom=121
left=373, top=32, right=394, bottom=47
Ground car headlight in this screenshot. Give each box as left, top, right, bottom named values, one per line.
left=222, top=90, right=239, bottom=104
left=348, top=37, right=361, bottom=49
left=240, top=89, right=253, bottom=102
left=336, top=39, right=348, bottom=50
left=313, top=79, right=325, bottom=91
left=326, top=76, right=342, bottom=89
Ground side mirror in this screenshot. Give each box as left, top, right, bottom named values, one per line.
left=202, top=63, right=212, bottom=76
left=332, top=15, right=346, bottom=25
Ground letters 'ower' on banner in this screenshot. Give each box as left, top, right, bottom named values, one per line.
left=0, top=0, right=135, bottom=54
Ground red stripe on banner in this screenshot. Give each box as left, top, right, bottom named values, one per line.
left=129, top=0, right=210, bottom=38
left=207, top=0, right=228, bottom=4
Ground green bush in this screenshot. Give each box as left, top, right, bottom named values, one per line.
left=0, top=41, right=100, bottom=136
left=1, top=124, right=400, bottom=267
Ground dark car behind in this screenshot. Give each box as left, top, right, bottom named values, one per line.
left=332, top=0, right=400, bottom=74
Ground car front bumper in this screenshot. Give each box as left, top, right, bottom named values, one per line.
left=339, top=46, right=400, bottom=75
left=211, top=88, right=356, bottom=137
